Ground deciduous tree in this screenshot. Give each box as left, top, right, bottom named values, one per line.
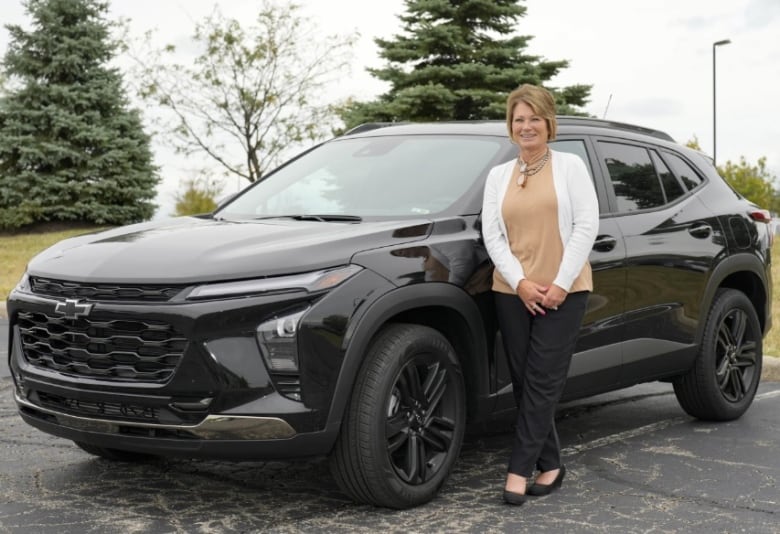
left=687, top=137, right=778, bottom=210
left=132, top=1, right=355, bottom=184
left=719, top=156, right=777, bottom=211
left=173, top=175, right=221, bottom=216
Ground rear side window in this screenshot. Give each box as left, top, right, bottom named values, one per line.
left=600, top=142, right=665, bottom=212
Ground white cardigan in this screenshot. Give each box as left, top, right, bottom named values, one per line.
left=481, top=149, right=599, bottom=293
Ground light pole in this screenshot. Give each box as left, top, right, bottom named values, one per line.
left=712, top=39, right=731, bottom=166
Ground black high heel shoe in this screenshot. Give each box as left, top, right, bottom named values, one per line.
left=527, top=465, right=566, bottom=496
left=502, top=489, right=527, bottom=505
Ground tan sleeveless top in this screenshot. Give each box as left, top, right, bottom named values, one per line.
left=492, top=161, right=592, bottom=295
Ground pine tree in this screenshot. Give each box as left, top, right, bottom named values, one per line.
left=339, top=0, right=591, bottom=129
left=0, top=0, right=158, bottom=230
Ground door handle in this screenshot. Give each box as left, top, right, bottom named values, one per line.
left=688, top=223, right=712, bottom=239
left=593, top=235, right=617, bottom=252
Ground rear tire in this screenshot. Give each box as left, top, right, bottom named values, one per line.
left=673, top=289, right=762, bottom=421
left=330, top=324, right=466, bottom=509
left=74, top=441, right=158, bottom=462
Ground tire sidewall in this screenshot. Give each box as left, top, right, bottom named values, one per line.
left=698, top=290, right=762, bottom=419
left=360, top=326, right=466, bottom=507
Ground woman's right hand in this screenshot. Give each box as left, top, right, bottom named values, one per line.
left=516, top=279, right=549, bottom=315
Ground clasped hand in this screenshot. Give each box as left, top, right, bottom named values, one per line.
left=516, top=280, right=567, bottom=315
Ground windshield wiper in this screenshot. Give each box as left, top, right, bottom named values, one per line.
left=253, top=214, right=362, bottom=222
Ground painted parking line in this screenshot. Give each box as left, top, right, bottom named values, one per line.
left=755, top=388, right=780, bottom=400
left=562, top=387, right=780, bottom=456
left=561, top=417, right=688, bottom=456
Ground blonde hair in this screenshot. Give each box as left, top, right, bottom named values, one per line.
left=505, top=84, right=557, bottom=141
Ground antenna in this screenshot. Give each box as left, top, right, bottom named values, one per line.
left=602, top=94, right=612, bottom=119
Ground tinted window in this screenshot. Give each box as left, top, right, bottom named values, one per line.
left=550, top=139, right=593, bottom=179
left=663, top=151, right=704, bottom=190
left=651, top=151, right=686, bottom=203
left=221, top=136, right=504, bottom=218
left=600, top=142, right=664, bottom=212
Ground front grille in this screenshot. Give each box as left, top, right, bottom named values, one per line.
left=18, top=311, right=187, bottom=382
left=30, top=277, right=185, bottom=302
left=36, top=391, right=160, bottom=422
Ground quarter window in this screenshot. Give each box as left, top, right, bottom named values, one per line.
left=663, top=151, right=704, bottom=190
left=651, top=151, right=686, bottom=203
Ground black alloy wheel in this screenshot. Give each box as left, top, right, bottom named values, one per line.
left=674, top=289, right=763, bottom=421
left=385, top=354, right=458, bottom=485
left=330, top=323, right=465, bottom=509
left=713, top=306, right=759, bottom=403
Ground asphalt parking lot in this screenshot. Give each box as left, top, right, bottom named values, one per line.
left=1, top=316, right=779, bottom=533
left=2, top=379, right=779, bottom=533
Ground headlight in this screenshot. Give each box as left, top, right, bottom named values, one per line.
left=186, top=264, right=363, bottom=300
left=13, top=272, right=31, bottom=293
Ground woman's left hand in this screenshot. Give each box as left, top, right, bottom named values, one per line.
left=542, top=285, right=568, bottom=310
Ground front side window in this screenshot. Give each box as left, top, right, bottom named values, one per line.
left=220, top=135, right=505, bottom=219
left=550, top=139, right=593, bottom=179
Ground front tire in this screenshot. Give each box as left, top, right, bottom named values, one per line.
left=673, top=289, right=763, bottom=421
left=330, top=324, right=466, bottom=509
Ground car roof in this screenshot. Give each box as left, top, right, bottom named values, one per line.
left=343, top=116, right=676, bottom=145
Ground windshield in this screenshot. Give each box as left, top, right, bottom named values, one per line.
left=219, top=134, right=505, bottom=219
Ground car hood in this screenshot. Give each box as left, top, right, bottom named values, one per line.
left=27, top=216, right=433, bottom=284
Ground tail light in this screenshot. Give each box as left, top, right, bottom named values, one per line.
left=749, top=209, right=774, bottom=247
left=749, top=209, right=771, bottom=223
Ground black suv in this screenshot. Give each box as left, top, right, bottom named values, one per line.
left=7, top=118, right=772, bottom=509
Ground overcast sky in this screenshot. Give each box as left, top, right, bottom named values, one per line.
left=2, top=0, right=779, bottom=217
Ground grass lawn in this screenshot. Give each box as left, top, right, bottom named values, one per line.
left=1, top=227, right=779, bottom=355
left=763, top=247, right=780, bottom=356
left=0, top=225, right=107, bottom=301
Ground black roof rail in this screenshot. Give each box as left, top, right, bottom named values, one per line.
left=342, top=122, right=399, bottom=135
left=557, top=115, right=675, bottom=142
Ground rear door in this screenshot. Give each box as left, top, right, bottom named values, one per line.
left=593, top=138, right=724, bottom=383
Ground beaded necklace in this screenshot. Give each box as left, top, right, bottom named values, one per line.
left=516, top=148, right=550, bottom=187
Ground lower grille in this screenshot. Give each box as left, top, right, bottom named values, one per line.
left=18, top=311, right=187, bottom=382
left=36, top=391, right=160, bottom=422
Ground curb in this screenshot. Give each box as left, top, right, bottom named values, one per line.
left=764, top=354, right=780, bottom=382
left=1, top=300, right=779, bottom=382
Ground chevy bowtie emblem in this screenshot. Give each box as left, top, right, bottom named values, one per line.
left=54, top=299, right=93, bottom=319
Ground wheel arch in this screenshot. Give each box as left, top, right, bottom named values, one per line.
left=699, top=252, right=770, bottom=342
left=326, top=283, right=491, bottom=437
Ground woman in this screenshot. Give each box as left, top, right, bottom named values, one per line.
left=481, top=84, right=599, bottom=505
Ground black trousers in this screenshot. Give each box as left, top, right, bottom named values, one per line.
left=495, top=291, right=588, bottom=477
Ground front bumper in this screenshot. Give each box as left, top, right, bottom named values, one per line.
left=15, top=391, right=296, bottom=440
left=15, top=389, right=343, bottom=459
left=8, top=268, right=393, bottom=458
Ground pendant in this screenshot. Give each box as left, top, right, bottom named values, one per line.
left=517, top=161, right=527, bottom=186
